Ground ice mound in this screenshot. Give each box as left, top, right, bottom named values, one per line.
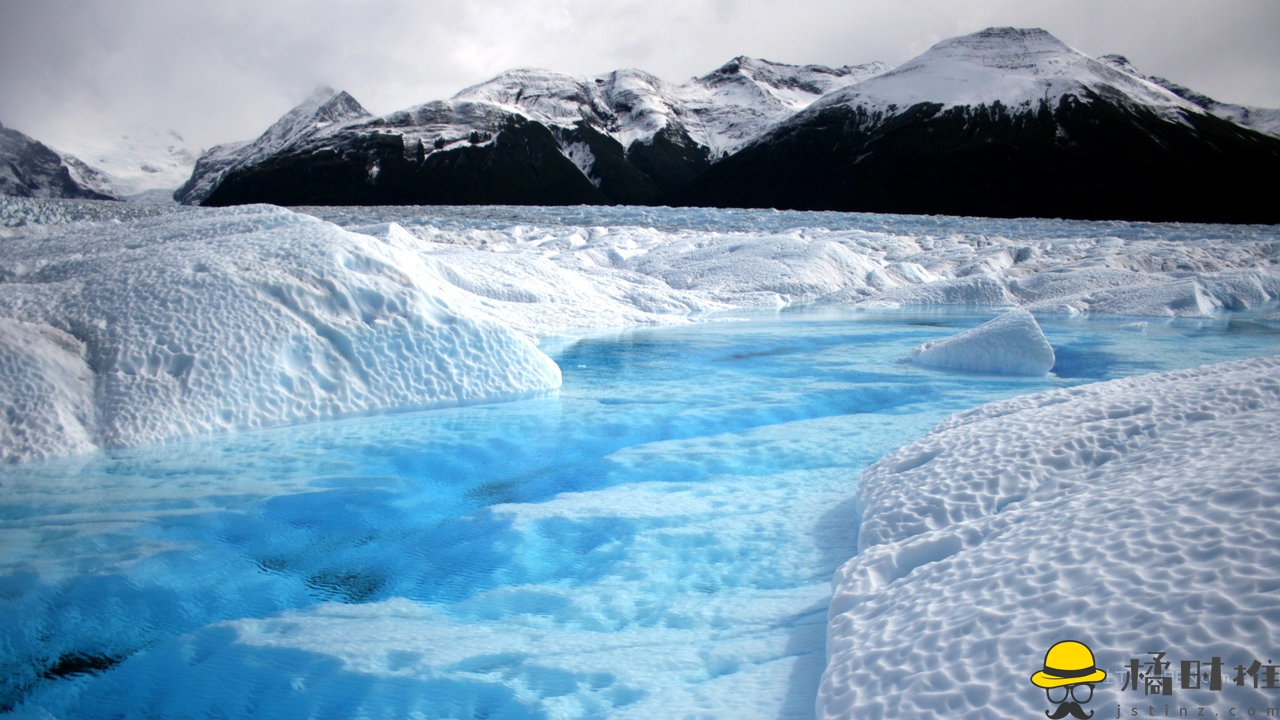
left=0, top=319, right=97, bottom=459
left=0, top=205, right=561, bottom=462
left=911, top=308, right=1055, bottom=375
left=819, top=354, right=1280, bottom=718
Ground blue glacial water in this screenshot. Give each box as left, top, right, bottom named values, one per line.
left=3, top=308, right=1280, bottom=718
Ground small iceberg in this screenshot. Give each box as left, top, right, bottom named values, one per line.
left=911, top=308, right=1055, bottom=375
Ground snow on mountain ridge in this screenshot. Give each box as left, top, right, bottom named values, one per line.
left=445, top=59, right=881, bottom=156
left=682, top=57, right=890, bottom=157
left=1098, top=53, right=1280, bottom=138
left=176, top=28, right=1280, bottom=215
left=0, top=124, right=117, bottom=200
left=808, top=26, right=1202, bottom=122
left=696, top=56, right=887, bottom=109
left=179, top=58, right=881, bottom=204
left=174, top=86, right=371, bottom=204
left=451, top=68, right=615, bottom=129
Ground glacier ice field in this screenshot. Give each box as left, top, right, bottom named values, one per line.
left=4, top=307, right=1280, bottom=718
left=2, top=199, right=1279, bottom=718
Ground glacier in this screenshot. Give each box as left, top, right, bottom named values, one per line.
left=4, top=199, right=1279, bottom=462
left=0, top=203, right=561, bottom=462
left=1, top=199, right=1279, bottom=719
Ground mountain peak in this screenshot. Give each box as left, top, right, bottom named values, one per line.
left=281, top=87, right=370, bottom=131
left=0, top=125, right=117, bottom=200
left=302, top=84, right=339, bottom=102
left=948, top=26, right=1066, bottom=49
left=173, top=26, right=1280, bottom=221
left=809, top=25, right=1196, bottom=119
left=699, top=55, right=869, bottom=86
left=696, top=56, right=884, bottom=106
left=173, top=86, right=370, bottom=204
left=896, top=26, right=1078, bottom=79
left=249, top=87, right=370, bottom=155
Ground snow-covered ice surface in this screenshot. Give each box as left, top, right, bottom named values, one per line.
left=2, top=200, right=1280, bottom=718
left=304, top=204, right=1280, bottom=337
left=911, top=308, right=1055, bottom=375
left=0, top=202, right=560, bottom=462
left=822, top=355, right=1280, bottom=719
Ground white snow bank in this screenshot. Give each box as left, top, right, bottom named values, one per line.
left=0, top=205, right=561, bottom=462
left=911, top=308, right=1055, bottom=375
left=0, top=318, right=97, bottom=459
left=819, top=354, right=1280, bottom=718
left=337, top=208, right=1280, bottom=335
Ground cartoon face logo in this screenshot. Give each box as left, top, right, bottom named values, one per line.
left=1030, top=641, right=1107, bottom=719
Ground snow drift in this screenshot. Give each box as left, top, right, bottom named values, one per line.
left=820, top=355, right=1280, bottom=718
left=0, top=204, right=561, bottom=462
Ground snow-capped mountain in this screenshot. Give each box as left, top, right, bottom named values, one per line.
left=681, top=57, right=891, bottom=157
left=0, top=122, right=117, bottom=200
left=686, top=27, right=1280, bottom=222
left=174, top=86, right=371, bottom=204
left=50, top=127, right=200, bottom=201
left=446, top=58, right=889, bottom=158
left=187, top=58, right=882, bottom=207
left=1097, top=54, right=1280, bottom=139
left=805, top=28, right=1199, bottom=120
left=181, top=28, right=1280, bottom=222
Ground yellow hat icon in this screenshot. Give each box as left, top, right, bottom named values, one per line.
left=1031, top=641, right=1107, bottom=688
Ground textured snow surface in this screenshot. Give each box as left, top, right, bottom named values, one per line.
left=319, top=206, right=1280, bottom=340
left=0, top=318, right=97, bottom=459
left=3, top=200, right=1280, bottom=719
left=820, top=355, right=1280, bottom=718
left=0, top=204, right=560, bottom=462
left=911, top=308, right=1055, bottom=375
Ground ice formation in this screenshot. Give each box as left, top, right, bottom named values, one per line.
left=819, top=355, right=1280, bottom=718
left=911, top=308, right=1055, bottom=375
left=306, top=206, right=1280, bottom=338
left=1, top=199, right=1279, bottom=719
left=0, top=204, right=560, bottom=462
left=4, top=200, right=1280, bottom=462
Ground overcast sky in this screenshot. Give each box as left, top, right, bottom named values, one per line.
left=1, top=0, right=1277, bottom=153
